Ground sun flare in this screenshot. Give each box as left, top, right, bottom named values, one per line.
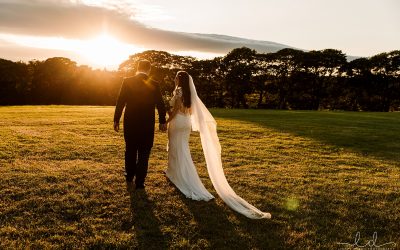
left=0, top=32, right=142, bottom=69
left=80, top=33, right=140, bottom=69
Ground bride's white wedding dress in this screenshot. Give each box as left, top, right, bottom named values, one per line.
left=166, top=89, right=214, bottom=201
left=165, top=77, right=271, bottom=219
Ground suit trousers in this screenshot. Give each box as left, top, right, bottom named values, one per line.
left=124, top=140, right=151, bottom=186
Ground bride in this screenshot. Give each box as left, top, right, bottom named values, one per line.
left=165, top=71, right=271, bottom=219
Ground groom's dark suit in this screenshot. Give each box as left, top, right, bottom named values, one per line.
left=114, top=73, right=166, bottom=186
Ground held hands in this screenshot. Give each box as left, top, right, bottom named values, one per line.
left=159, top=123, right=167, bottom=132
left=114, top=121, right=120, bottom=132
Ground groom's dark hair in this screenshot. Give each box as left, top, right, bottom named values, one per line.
left=137, top=60, right=151, bottom=72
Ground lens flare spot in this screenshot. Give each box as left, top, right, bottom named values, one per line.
left=285, top=197, right=299, bottom=211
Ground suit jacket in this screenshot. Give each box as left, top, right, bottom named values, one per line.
left=114, top=73, right=166, bottom=148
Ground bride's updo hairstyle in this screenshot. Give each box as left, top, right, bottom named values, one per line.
left=176, top=71, right=191, bottom=108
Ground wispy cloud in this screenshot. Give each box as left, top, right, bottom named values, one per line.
left=0, top=0, right=290, bottom=55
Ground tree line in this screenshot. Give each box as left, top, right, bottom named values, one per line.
left=1, top=47, right=399, bottom=111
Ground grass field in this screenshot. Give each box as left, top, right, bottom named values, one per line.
left=0, top=106, right=399, bottom=249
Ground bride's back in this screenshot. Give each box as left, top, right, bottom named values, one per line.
left=172, top=87, right=191, bottom=115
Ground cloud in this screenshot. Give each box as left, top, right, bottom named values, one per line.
left=0, top=0, right=291, bottom=54
left=0, top=0, right=137, bottom=40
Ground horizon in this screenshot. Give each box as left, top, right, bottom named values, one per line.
left=0, top=0, right=399, bottom=69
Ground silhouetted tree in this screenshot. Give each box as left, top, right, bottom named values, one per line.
left=189, top=58, right=223, bottom=107
left=220, top=47, right=257, bottom=108
left=0, top=59, right=30, bottom=105
left=31, top=57, right=77, bottom=104
left=302, top=49, right=347, bottom=110
left=369, top=51, right=400, bottom=111
left=251, top=53, right=275, bottom=108
left=0, top=48, right=398, bottom=111
left=266, top=48, right=305, bottom=109
left=119, top=50, right=195, bottom=96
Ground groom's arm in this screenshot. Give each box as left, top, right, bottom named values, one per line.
left=154, top=82, right=166, bottom=125
left=114, top=79, right=128, bottom=126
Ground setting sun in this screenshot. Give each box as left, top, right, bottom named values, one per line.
left=80, top=33, right=142, bottom=69
left=0, top=32, right=143, bottom=69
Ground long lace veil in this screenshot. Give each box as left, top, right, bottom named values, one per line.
left=189, top=75, right=271, bottom=219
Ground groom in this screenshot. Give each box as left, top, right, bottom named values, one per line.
left=114, top=60, right=167, bottom=191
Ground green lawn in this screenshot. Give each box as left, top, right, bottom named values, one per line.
left=0, top=106, right=399, bottom=249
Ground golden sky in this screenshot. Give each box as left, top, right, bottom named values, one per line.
left=0, top=0, right=399, bottom=69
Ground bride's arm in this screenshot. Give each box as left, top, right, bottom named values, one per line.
left=166, top=97, right=182, bottom=123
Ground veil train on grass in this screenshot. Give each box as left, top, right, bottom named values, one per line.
left=189, top=75, right=271, bottom=219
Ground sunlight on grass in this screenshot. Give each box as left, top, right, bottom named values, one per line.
left=0, top=106, right=399, bottom=249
